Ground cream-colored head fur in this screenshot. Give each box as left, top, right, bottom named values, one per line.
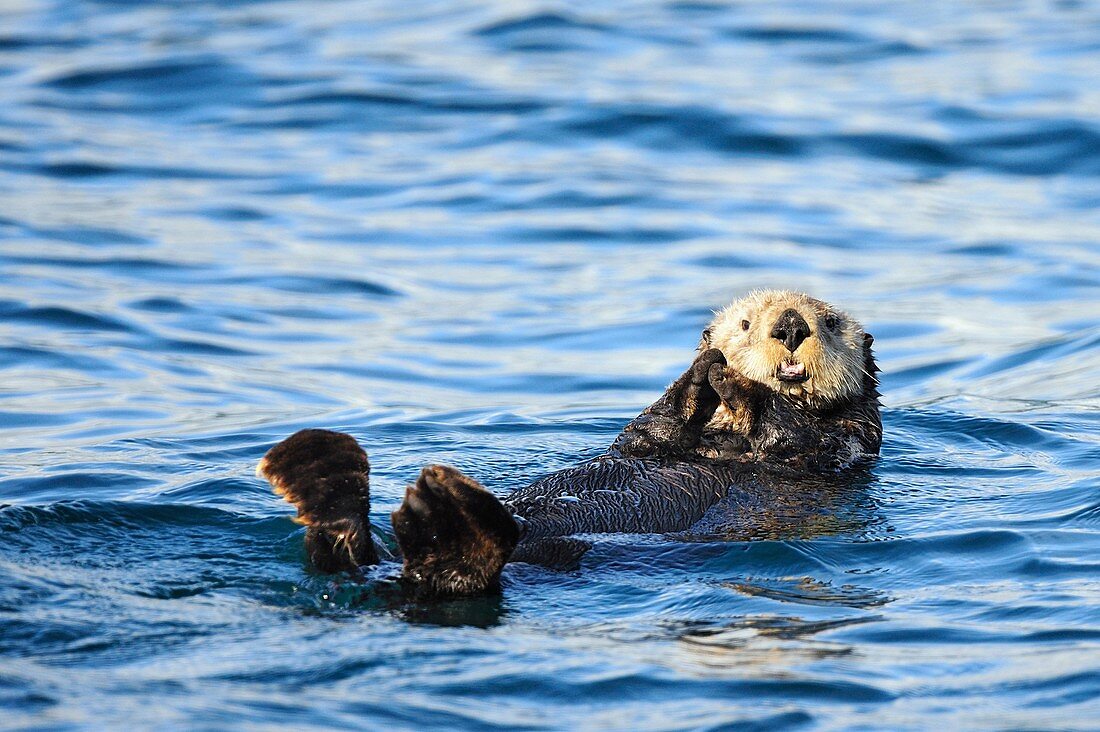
left=702, top=290, right=870, bottom=406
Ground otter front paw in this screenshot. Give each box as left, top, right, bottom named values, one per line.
left=612, top=348, right=728, bottom=458
left=708, top=363, right=767, bottom=431
left=707, top=362, right=747, bottom=402
left=682, top=348, right=727, bottom=427
left=391, top=465, right=520, bottom=596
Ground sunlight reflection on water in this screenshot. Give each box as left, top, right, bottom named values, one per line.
left=1, top=0, right=1098, bottom=728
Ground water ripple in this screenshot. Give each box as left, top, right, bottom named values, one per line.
left=1, top=0, right=1098, bottom=728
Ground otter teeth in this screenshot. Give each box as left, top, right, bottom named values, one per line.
left=777, top=361, right=807, bottom=381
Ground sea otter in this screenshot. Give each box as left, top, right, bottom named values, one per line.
left=257, top=290, right=881, bottom=596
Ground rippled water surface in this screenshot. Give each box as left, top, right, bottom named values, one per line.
left=2, top=1, right=1099, bottom=729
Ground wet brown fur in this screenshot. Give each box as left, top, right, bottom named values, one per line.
left=256, top=429, right=377, bottom=572
left=694, top=290, right=882, bottom=465
left=391, top=465, right=520, bottom=596
left=256, top=291, right=882, bottom=596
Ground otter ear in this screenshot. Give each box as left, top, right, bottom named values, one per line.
left=701, top=327, right=712, bottom=345
left=863, top=332, right=874, bottom=347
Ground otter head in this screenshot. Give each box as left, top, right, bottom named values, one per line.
left=701, top=290, right=873, bottom=406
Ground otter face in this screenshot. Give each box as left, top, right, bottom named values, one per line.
left=702, top=290, right=869, bottom=404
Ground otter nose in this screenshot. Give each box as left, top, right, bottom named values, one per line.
left=770, top=309, right=810, bottom=352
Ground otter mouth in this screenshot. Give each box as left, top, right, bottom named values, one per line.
left=776, top=361, right=808, bottom=383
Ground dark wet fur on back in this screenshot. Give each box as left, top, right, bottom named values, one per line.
left=505, top=458, right=741, bottom=538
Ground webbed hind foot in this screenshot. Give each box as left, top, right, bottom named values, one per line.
left=257, top=429, right=378, bottom=573
left=391, top=465, right=520, bottom=596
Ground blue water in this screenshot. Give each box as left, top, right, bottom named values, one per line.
left=2, top=0, right=1099, bottom=728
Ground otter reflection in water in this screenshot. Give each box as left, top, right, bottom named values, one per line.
left=257, top=290, right=882, bottom=596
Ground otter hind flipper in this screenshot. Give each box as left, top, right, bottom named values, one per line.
left=257, top=429, right=378, bottom=572
left=391, top=465, right=520, bottom=596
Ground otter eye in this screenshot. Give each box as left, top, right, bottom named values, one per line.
left=825, top=314, right=839, bottom=331
left=740, top=319, right=750, bottom=331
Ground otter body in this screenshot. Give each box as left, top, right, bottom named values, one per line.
left=257, top=291, right=881, bottom=596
